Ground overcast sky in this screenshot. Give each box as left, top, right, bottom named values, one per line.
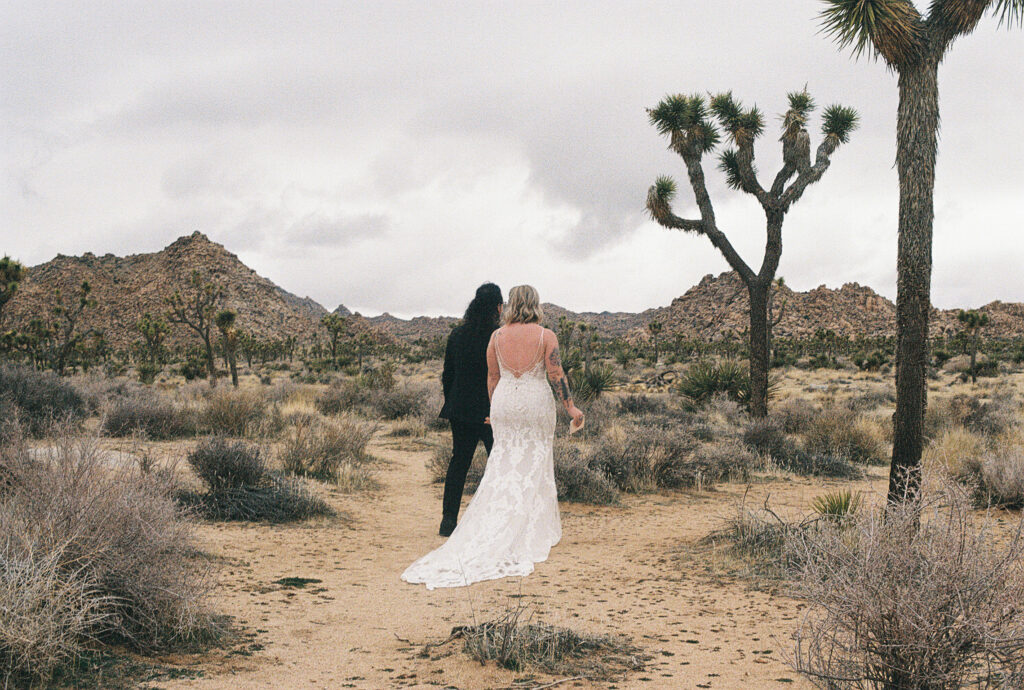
left=2, top=1, right=1022, bottom=317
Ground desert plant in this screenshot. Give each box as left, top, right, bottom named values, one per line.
left=0, top=255, right=24, bottom=328
left=803, top=410, right=888, bottom=465
left=0, top=363, right=86, bottom=436
left=0, top=427, right=217, bottom=683
left=552, top=442, right=620, bottom=505
left=790, top=489, right=1024, bottom=688
left=165, top=269, right=225, bottom=387
left=677, top=359, right=778, bottom=410
left=215, top=309, right=240, bottom=388
left=183, top=437, right=332, bottom=523
left=811, top=489, right=862, bottom=522
left=101, top=391, right=197, bottom=440
left=647, top=89, right=858, bottom=417
left=201, top=388, right=267, bottom=436
left=820, top=0, right=1024, bottom=504
left=956, top=444, right=1024, bottom=510
left=279, top=417, right=377, bottom=489
left=457, top=601, right=643, bottom=679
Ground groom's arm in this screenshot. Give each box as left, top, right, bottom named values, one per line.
left=441, top=331, right=456, bottom=399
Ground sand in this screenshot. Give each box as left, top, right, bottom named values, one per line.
left=146, top=423, right=893, bottom=690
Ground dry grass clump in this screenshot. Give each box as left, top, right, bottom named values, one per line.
left=0, top=364, right=86, bottom=436
left=454, top=602, right=645, bottom=680
left=316, top=378, right=429, bottom=420
left=183, top=437, right=333, bottom=522
left=742, top=417, right=862, bottom=479
left=802, top=409, right=888, bottom=465
left=955, top=443, right=1024, bottom=510
left=201, top=388, right=267, bottom=436
left=0, top=424, right=218, bottom=684
left=773, top=397, right=823, bottom=435
left=279, top=417, right=378, bottom=491
left=553, top=441, right=620, bottom=505
left=101, top=390, right=198, bottom=440
left=789, top=490, right=1024, bottom=689
left=426, top=437, right=488, bottom=493
left=925, top=390, right=1021, bottom=440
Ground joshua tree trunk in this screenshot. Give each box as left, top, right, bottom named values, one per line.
left=969, top=330, right=979, bottom=383
left=203, top=335, right=218, bottom=388
left=888, top=57, right=939, bottom=505
left=228, top=351, right=238, bottom=387
left=747, top=280, right=771, bottom=419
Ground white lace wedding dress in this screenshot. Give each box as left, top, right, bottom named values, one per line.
left=402, top=328, right=561, bottom=590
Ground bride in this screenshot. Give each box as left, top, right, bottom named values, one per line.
left=402, top=285, right=585, bottom=590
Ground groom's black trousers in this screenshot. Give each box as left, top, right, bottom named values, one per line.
left=442, top=420, right=494, bottom=521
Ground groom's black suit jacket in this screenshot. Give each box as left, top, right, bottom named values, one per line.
left=439, top=323, right=492, bottom=424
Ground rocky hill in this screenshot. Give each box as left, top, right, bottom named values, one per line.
left=3, top=232, right=390, bottom=349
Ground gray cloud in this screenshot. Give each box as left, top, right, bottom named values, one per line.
left=2, top=0, right=1023, bottom=316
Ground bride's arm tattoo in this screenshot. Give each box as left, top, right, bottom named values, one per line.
left=549, top=346, right=560, bottom=368
left=555, top=375, right=573, bottom=406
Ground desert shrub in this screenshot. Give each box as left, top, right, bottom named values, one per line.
left=101, top=391, right=197, bottom=440
left=714, top=501, right=812, bottom=580
left=926, top=392, right=1020, bottom=440
left=569, top=364, right=618, bottom=404
left=688, top=439, right=759, bottom=486
left=587, top=424, right=707, bottom=492
left=279, top=418, right=377, bottom=490
left=773, top=398, right=821, bottom=434
left=0, top=364, right=86, bottom=436
left=426, top=437, right=488, bottom=494
left=369, top=384, right=429, bottom=420
left=743, top=417, right=797, bottom=462
left=617, top=394, right=669, bottom=417
left=553, top=442, right=619, bottom=505
left=456, top=602, right=643, bottom=679
left=924, top=426, right=987, bottom=478
left=201, top=388, right=267, bottom=436
left=0, top=428, right=217, bottom=683
left=70, top=374, right=143, bottom=413
left=360, top=363, right=396, bottom=390
left=811, top=489, right=861, bottom=522
left=187, top=437, right=268, bottom=491
left=956, top=444, right=1024, bottom=510
left=843, top=386, right=895, bottom=412
left=183, top=437, right=332, bottom=522
left=803, top=409, right=888, bottom=465
left=781, top=450, right=864, bottom=479
left=790, top=491, right=1024, bottom=689
left=677, top=359, right=778, bottom=410
left=316, top=379, right=368, bottom=416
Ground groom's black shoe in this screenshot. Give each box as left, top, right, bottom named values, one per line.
left=439, top=516, right=457, bottom=537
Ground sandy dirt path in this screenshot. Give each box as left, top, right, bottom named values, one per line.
left=155, top=431, right=887, bottom=689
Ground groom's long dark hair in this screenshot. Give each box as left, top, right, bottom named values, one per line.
left=462, top=283, right=503, bottom=349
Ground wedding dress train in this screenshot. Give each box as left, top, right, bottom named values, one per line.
left=402, top=329, right=561, bottom=589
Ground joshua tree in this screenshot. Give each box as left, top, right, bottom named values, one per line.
left=355, top=332, right=372, bottom=371
left=647, top=89, right=858, bottom=417
left=578, top=322, right=594, bottom=376
left=818, top=0, right=1023, bottom=504
left=320, top=313, right=348, bottom=366
left=215, top=309, right=240, bottom=388
left=0, top=256, right=24, bottom=328
left=135, top=312, right=170, bottom=366
left=648, top=320, right=664, bottom=364
left=957, top=309, right=990, bottom=383
left=50, top=281, right=96, bottom=375
left=767, top=277, right=788, bottom=365
left=166, top=270, right=225, bottom=387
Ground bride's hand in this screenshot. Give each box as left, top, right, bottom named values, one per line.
left=568, top=406, right=584, bottom=428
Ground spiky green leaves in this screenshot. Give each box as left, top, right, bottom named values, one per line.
left=647, top=176, right=677, bottom=221
left=819, top=0, right=924, bottom=68
left=822, top=104, right=860, bottom=144
left=718, top=149, right=747, bottom=190
left=994, top=0, right=1024, bottom=26
left=787, top=88, right=817, bottom=117
left=648, top=94, right=720, bottom=155
left=711, top=92, right=765, bottom=146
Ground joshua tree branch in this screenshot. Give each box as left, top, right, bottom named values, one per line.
left=780, top=138, right=839, bottom=210
left=734, top=140, right=774, bottom=209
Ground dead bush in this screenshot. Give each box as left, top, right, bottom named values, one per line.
left=201, top=388, right=267, bottom=436
left=279, top=417, right=377, bottom=490
left=956, top=443, right=1024, bottom=510
left=553, top=441, right=619, bottom=505
left=0, top=426, right=217, bottom=683
left=101, top=391, right=198, bottom=439
left=803, top=409, right=888, bottom=465
left=789, top=490, right=1024, bottom=688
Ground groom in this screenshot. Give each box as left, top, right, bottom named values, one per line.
left=437, top=283, right=503, bottom=537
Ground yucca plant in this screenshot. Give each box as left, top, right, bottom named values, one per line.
left=677, top=359, right=779, bottom=411
left=818, top=0, right=1024, bottom=505
left=812, top=489, right=862, bottom=523
left=647, top=89, right=858, bottom=418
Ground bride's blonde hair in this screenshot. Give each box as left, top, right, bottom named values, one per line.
left=503, top=285, right=544, bottom=325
